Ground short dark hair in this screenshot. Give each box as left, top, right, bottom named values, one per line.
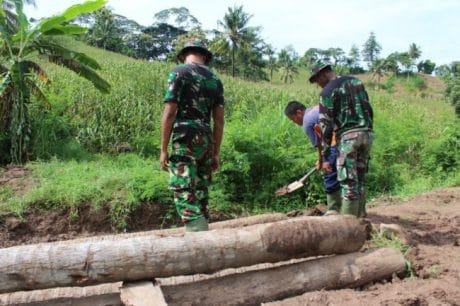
left=179, top=48, right=209, bottom=62
left=284, top=101, right=306, bottom=116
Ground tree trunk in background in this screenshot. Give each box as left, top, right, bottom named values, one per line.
left=0, top=215, right=369, bottom=293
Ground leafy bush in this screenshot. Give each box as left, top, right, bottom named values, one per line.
left=421, top=124, right=460, bottom=176
left=445, top=76, right=460, bottom=116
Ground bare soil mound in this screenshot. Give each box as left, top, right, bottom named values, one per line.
left=268, top=187, right=460, bottom=306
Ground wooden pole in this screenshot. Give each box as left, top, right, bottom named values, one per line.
left=0, top=215, right=369, bottom=293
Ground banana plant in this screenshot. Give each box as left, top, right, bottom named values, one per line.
left=0, top=0, right=110, bottom=163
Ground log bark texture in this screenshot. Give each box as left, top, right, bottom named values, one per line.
left=0, top=248, right=404, bottom=306
left=70, top=213, right=288, bottom=242
left=162, top=247, right=406, bottom=306
left=0, top=215, right=369, bottom=293
left=0, top=283, right=122, bottom=306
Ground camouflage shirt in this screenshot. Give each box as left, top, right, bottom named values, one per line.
left=164, top=63, right=224, bottom=136
left=319, top=76, right=373, bottom=158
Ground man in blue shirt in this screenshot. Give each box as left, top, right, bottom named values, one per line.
left=285, top=101, right=341, bottom=214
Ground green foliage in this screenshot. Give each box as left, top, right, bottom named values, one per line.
left=445, top=76, right=460, bottom=116
left=85, top=7, right=124, bottom=52
left=217, top=117, right=323, bottom=211
left=371, top=231, right=415, bottom=278
left=1, top=36, right=457, bottom=228
left=362, top=31, right=382, bottom=67
left=421, top=124, right=460, bottom=175
left=278, top=46, right=299, bottom=84
left=154, top=7, right=201, bottom=29
left=371, top=231, right=411, bottom=256
left=402, top=75, right=427, bottom=93
left=213, top=5, right=263, bottom=78
left=417, top=60, right=436, bottom=74
left=408, top=43, right=422, bottom=71
left=36, top=42, right=169, bottom=153
left=0, top=185, right=13, bottom=202
left=0, top=0, right=108, bottom=164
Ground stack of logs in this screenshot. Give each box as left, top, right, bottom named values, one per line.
left=0, top=214, right=406, bottom=306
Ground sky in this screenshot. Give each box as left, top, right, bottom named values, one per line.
left=24, top=0, right=460, bottom=65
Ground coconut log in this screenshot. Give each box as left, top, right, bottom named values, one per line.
left=0, top=283, right=122, bottom=306
left=0, top=248, right=405, bottom=306
left=70, top=212, right=288, bottom=243
left=162, top=247, right=406, bottom=306
left=0, top=215, right=369, bottom=293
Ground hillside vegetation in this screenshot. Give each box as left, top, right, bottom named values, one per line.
left=0, top=40, right=458, bottom=229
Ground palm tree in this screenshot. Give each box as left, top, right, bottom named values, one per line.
left=408, top=43, right=421, bottom=72
left=86, top=7, right=122, bottom=51
left=370, top=58, right=387, bottom=90
left=278, top=47, right=298, bottom=84
left=2, top=0, right=35, bottom=31
left=0, top=0, right=110, bottom=163
left=217, top=5, right=256, bottom=77
left=264, top=44, right=277, bottom=82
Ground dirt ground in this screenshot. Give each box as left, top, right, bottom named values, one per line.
left=268, top=187, right=460, bottom=306
left=1, top=165, right=459, bottom=305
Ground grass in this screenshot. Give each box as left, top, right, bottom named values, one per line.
left=1, top=40, right=458, bottom=230
left=0, top=154, right=171, bottom=229
left=371, top=231, right=416, bottom=278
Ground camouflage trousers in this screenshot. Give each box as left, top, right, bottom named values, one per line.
left=337, top=130, right=372, bottom=205
left=169, top=131, right=213, bottom=223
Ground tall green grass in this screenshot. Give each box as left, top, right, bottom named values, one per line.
left=1, top=40, right=458, bottom=229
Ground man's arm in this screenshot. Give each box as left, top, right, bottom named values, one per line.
left=313, top=124, right=323, bottom=170
left=212, top=105, right=224, bottom=171
left=160, top=102, right=177, bottom=171
left=319, top=95, right=335, bottom=172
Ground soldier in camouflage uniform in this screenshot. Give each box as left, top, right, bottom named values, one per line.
left=309, top=63, right=373, bottom=217
left=160, top=39, right=224, bottom=232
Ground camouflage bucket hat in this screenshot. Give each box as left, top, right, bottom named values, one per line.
left=309, top=62, right=332, bottom=83
left=177, top=39, right=213, bottom=65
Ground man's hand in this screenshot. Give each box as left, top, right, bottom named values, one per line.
left=212, top=154, right=220, bottom=172
left=315, top=159, right=323, bottom=171
left=322, top=161, right=332, bottom=173
left=160, top=151, right=169, bottom=171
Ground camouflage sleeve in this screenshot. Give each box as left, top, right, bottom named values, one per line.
left=163, top=71, right=182, bottom=103
left=319, top=94, right=335, bottom=159
left=215, top=79, right=225, bottom=107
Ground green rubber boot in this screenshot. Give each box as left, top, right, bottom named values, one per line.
left=325, top=189, right=341, bottom=215
left=340, top=199, right=360, bottom=217
left=185, top=216, right=209, bottom=232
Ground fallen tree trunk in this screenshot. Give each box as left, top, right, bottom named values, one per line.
left=0, top=283, right=122, bottom=306
left=0, top=248, right=405, bottom=306
left=72, top=212, right=289, bottom=242
left=162, top=247, right=406, bottom=306
left=0, top=215, right=369, bottom=293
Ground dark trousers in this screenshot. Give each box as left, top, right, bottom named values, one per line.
left=324, top=146, right=340, bottom=194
